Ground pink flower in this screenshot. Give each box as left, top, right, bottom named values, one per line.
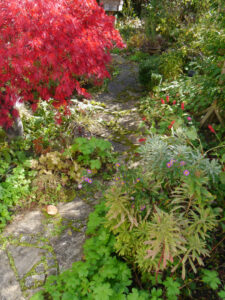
left=173, top=100, right=176, bottom=105
left=180, top=161, right=186, bottom=166
left=167, top=162, right=172, bottom=168
left=161, top=98, right=165, bottom=104
left=183, top=170, right=190, bottom=176
left=140, top=205, right=146, bottom=211
left=142, top=116, right=147, bottom=121
left=181, top=102, right=185, bottom=110
left=187, top=116, right=192, bottom=121
left=166, top=95, right=170, bottom=103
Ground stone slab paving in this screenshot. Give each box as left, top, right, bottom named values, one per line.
left=0, top=198, right=93, bottom=299
left=0, top=54, right=147, bottom=299
left=92, top=54, right=148, bottom=153
left=0, top=250, right=25, bottom=300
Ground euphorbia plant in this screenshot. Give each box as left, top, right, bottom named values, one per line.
left=0, top=0, right=124, bottom=132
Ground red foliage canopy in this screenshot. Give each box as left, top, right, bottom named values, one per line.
left=0, top=0, right=124, bottom=128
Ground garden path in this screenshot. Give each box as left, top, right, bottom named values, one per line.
left=0, top=54, right=148, bottom=299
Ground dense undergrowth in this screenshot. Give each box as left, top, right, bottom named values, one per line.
left=0, top=0, right=225, bottom=299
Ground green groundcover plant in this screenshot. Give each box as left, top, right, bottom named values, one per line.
left=0, top=140, right=36, bottom=229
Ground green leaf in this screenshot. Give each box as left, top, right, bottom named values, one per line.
left=163, top=277, right=180, bottom=299
left=30, top=291, right=44, bottom=300
left=3, top=151, right=11, bottom=163
left=220, top=172, right=225, bottom=184
left=221, top=154, right=225, bottom=163
left=62, top=292, right=79, bottom=300
left=218, top=289, right=225, bottom=300
left=90, top=159, right=101, bottom=170
left=16, top=151, right=26, bottom=162
left=202, top=269, right=221, bottom=290
left=92, top=283, right=113, bottom=300
left=186, top=127, right=198, bottom=141
left=127, top=288, right=149, bottom=300
left=150, top=287, right=163, bottom=300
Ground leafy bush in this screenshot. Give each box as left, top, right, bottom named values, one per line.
left=142, top=0, right=211, bottom=41
left=138, top=56, right=162, bottom=89
left=158, top=50, right=184, bottom=80
left=103, top=133, right=222, bottom=280
left=70, top=137, right=115, bottom=170
left=0, top=142, right=35, bottom=229
left=29, top=150, right=84, bottom=204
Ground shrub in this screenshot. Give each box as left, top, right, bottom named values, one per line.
left=159, top=50, right=184, bottom=80
left=103, top=134, right=221, bottom=280
left=70, top=137, right=116, bottom=170
left=138, top=56, right=162, bottom=89
left=0, top=0, right=124, bottom=129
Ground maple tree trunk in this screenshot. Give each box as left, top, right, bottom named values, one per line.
left=4, top=116, right=24, bottom=140
left=3, top=100, right=24, bottom=140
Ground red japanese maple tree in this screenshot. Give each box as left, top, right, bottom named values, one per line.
left=0, top=0, right=124, bottom=129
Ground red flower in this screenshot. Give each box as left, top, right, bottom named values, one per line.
left=208, top=124, right=216, bottom=134
left=161, top=98, right=165, bottom=104
left=173, top=100, right=176, bottom=105
left=166, top=95, right=169, bottom=103
left=168, top=120, right=175, bottom=129
left=142, top=116, right=147, bottom=121
left=139, top=138, right=146, bottom=142
left=181, top=102, right=185, bottom=110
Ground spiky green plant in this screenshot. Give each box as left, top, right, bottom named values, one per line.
left=104, top=185, right=138, bottom=233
